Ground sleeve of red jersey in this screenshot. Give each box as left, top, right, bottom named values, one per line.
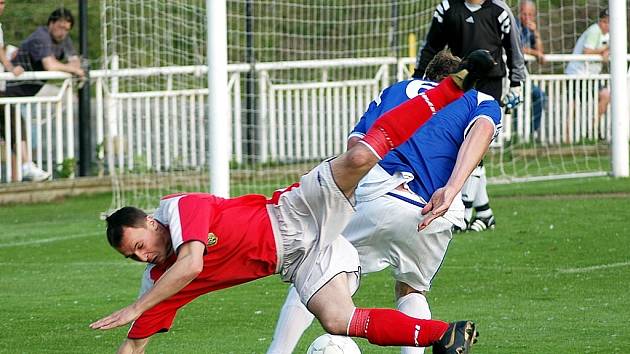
left=163, top=194, right=213, bottom=254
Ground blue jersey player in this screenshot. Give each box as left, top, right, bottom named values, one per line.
left=268, top=51, right=501, bottom=354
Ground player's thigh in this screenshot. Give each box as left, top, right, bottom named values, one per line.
left=294, top=160, right=355, bottom=245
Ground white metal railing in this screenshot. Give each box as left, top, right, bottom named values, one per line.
left=258, top=60, right=393, bottom=162
left=0, top=54, right=628, bottom=183
left=519, top=74, right=611, bottom=144
left=94, top=57, right=395, bottom=169
left=0, top=77, right=74, bottom=182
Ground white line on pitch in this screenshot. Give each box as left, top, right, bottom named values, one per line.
left=557, top=261, right=630, bottom=274
left=0, top=232, right=99, bottom=248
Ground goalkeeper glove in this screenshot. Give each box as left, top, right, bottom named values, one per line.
left=502, top=85, right=522, bottom=109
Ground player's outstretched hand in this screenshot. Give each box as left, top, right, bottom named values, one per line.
left=418, top=185, right=458, bottom=231
left=90, top=304, right=141, bottom=330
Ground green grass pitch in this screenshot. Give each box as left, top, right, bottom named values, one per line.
left=1, top=177, right=629, bottom=353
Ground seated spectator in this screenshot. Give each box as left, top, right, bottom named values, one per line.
left=565, top=8, right=610, bottom=127
left=516, top=0, right=546, bottom=134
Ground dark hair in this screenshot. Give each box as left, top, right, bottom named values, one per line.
left=48, top=7, right=74, bottom=28
left=105, top=206, right=147, bottom=248
left=599, top=8, right=609, bottom=19
left=424, top=50, right=462, bottom=82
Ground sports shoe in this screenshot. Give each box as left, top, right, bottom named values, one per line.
left=468, top=215, right=495, bottom=232
left=22, top=162, right=51, bottom=182
left=450, top=49, right=497, bottom=91
left=433, top=320, right=478, bottom=354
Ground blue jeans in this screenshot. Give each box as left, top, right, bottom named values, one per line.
left=531, top=85, right=545, bottom=131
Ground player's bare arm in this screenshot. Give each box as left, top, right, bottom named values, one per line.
left=117, top=338, right=150, bottom=354
left=90, top=241, right=205, bottom=330
left=419, top=118, right=495, bottom=230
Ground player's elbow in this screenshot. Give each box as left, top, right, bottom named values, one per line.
left=186, top=257, right=204, bottom=277
left=345, top=144, right=377, bottom=170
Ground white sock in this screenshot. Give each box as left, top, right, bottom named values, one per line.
left=267, top=286, right=315, bottom=354
left=461, top=173, right=479, bottom=223
left=397, top=293, right=431, bottom=354
left=473, top=171, right=493, bottom=219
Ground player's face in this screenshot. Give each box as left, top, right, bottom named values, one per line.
left=48, top=20, right=72, bottom=43
left=0, top=1, right=6, bottom=16
left=117, top=217, right=173, bottom=265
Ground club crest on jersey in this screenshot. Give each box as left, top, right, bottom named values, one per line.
left=207, top=233, right=218, bottom=247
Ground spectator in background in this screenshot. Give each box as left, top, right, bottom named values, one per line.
left=565, top=8, right=610, bottom=126
left=516, top=0, right=545, bottom=134
left=414, top=0, right=527, bottom=231
left=7, top=7, right=84, bottom=98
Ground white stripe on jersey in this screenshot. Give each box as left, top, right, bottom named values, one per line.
left=405, top=80, right=437, bottom=99
left=419, top=92, right=436, bottom=114
left=497, top=10, right=508, bottom=23
left=434, top=10, right=443, bottom=23
left=441, top=0, right=450, bottom=12
left=437, top=3, right=445, bottom=15
left=154, top=195, right=186, bottom=253
left=498, top=10, right=511, bottom=34
left=434, top=0, right=449, bottom=23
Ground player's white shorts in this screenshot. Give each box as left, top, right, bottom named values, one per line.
left=343, top=189, right=453, bottom=292
left=267, top=160, right=361, bottom=305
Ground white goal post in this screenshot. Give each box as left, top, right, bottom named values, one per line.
left=207, top=0, right=231, bottom=197
left=609, top=0, right=629, bottom=177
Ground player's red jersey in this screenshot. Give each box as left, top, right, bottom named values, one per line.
left=128, top=193, right=279, bottom=339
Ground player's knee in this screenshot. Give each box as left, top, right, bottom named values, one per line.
left=318, top=315, right=348, bottom=335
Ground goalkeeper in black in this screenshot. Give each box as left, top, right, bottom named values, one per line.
left=414, top=0, right=527, bottom=231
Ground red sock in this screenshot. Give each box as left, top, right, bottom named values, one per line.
left=347, top=308, right=449, bottom=347
left=361, top=76, right=464, bottom=158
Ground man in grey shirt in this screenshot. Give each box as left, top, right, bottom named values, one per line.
left=7, top=7, right=84, bottom=97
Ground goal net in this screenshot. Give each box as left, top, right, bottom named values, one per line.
left=100, top=0, right=620, bottom=212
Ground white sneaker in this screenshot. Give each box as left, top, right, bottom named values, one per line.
left=21, top=162, right=51, bottom=182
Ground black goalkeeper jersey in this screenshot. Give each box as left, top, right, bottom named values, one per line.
left=416, top=0, right=526, bottom=86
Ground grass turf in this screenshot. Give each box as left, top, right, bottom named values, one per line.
left=0, top=177, right=629, bottom=353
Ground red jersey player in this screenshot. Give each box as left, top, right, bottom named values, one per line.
left=90, top=50, right=495, bottom=354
